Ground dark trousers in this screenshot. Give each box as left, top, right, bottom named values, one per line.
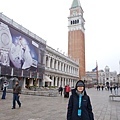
left=60, top=91, right=63, bottom=96
left=1, top=90, right=6, bottom=99
left=66, top=92, right=69, bottom=98
left=64, top=92, right=69, bottom=98
left=13, top=93, right=21, bottom=108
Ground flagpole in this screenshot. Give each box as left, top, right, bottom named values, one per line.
left=119, top=60, right=120, bottom=74
left=96, top=61, right=98, bottom=84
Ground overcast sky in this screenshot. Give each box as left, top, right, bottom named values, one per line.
left=0, top=0, right=120, bottom=73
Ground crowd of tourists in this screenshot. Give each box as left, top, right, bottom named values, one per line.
left=96, top=84, right=119, bottom=95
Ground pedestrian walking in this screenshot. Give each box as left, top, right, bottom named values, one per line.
left=64, top=85, right=70, bottom=98
left=12, top=80, right=21, bottom=109
left=101, top=85, right=104, bottom=91
left=113, top=85, right=117, bottom=95
left=64, top=86, right=67, bottom=98
left=97, top=85, right=100, bottom=91
left=1, top=81, right=8, bottom=99
left=96, top=85, right=99, bottom=91
left=116, top=85, right=119, bottom=95
left=67, top=80, right=94, bottom=120
left=98, top=85, right=100, bottom=91
left=58, top=86, right=63, bottom=96
left=110, top=86, right=112, bottom=94
left=107, top=85, right=110, bottom=91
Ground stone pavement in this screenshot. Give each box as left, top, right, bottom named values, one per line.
left=0, top=88, right=120, bottom=120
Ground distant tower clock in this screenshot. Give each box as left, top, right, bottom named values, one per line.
left=68, top=0, right=85, bottom=78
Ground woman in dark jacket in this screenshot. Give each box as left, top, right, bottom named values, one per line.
left=67, top=80, right=94, bottom=120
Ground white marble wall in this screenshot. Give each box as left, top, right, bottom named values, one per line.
left=44, top=46, right=79, bottom=87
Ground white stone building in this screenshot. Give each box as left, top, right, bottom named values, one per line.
left=99, top=66, right=117, bottom=85
left=43, top=45, right=79, bottom=88
left=86, top=66, right=117, bottom=86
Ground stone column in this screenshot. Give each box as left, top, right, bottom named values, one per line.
left=48, top=57, right=51, bottom=68
left=64, top=78, right=67, bottom=87
left=59, top=77, right=61, bottom=86
left=69, top=79, right=72, bottom=87
left=55, top=77, right=58, bottom=87
left=59, top=61, right=61, bottom=71
left=71, top=67, right=73, bottom=74
left=51, top=76, right=54, bottom=86
left=68, top=79, right=70, bottom=85
left=68, top=66, right=70, bottom=73
left=56, top=60, right=58, bottom=70
left=62, top=63, right=64, bottom=71
left=72, top=80, right=74, bottom=86
left=62, top=78, right=64, bottom=87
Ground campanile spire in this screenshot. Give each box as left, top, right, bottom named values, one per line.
left=71, top=0, right=81, bottom=8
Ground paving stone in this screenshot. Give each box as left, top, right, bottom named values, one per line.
left=0, top=88, right=120, bottom=120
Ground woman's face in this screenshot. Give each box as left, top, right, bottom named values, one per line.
left=77, top=86, right=84, bottom=92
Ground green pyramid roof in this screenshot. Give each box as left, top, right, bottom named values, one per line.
left=71, top=0, right=81, bottom=8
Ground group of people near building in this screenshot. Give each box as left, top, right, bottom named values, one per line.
left=58, top=85, right=71, bottom=98
left=1, top=79, right=22, bottom=109
left=107, top=85, right=119, bottom=95
left=96, top=85, right=104, bottom=91
left=96, top=84, right=119, bottom=95
left=1, top=79, right=94, bottom=120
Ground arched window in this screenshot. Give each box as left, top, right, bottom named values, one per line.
left=71, top=21, right=72, bottom=25
left=54, top=60, right=56, bottom=69
left=73, top=20, right=74, bottom=24
left=77, top=19, right=79, bottom=23
left=46, top=56, right=48, bottom=67
left=75, top=20, right=77, bottom=24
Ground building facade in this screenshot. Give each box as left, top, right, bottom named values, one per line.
left=44, top=45, right=79, bottom=87
left=86, top=66, right=117, bottom=86
left=68, top=0, right=85, bottom=78
left=0, top=13, right=46, bottom=89
left=99, top=66, right=117, bottom=86
left=86, top=71, right=98, bottom=84
left=0, top=2, right=81, bottom=89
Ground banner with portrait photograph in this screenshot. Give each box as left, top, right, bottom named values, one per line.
left=0, top=22, right=39, bottom=71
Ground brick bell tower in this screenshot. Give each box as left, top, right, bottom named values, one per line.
left=68, top=0, right=85, bottom=78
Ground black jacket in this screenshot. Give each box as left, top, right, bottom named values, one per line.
left=67, top=81, right=94, bottom=120
left=13, top=84, right=21, bottom=94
